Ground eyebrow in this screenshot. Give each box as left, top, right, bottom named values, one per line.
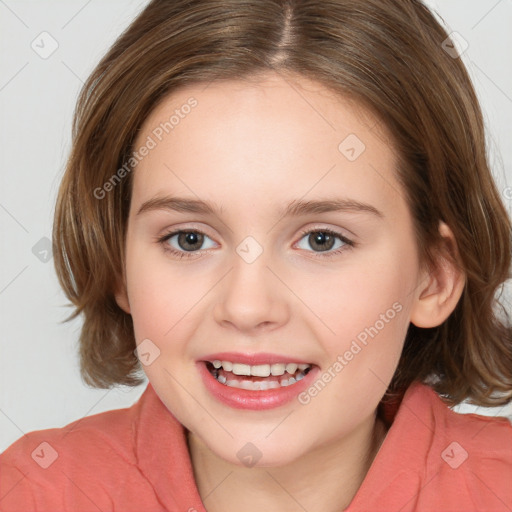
left=136, top=195, right=383, bottom=218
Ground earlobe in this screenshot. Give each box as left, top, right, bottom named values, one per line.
left=410, top=222, right=465, bottom=328
left=114, top=279, right=131, bottom=315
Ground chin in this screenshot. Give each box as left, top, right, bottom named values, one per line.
left=209, top=434, right=309, bottom=469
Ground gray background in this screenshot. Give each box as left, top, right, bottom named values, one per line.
left=1, top=0, right=511, bottom=452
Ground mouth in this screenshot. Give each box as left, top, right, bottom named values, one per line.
left=197, top=352, right=319, bottom=410
left=205, top=360, right=313, bottom=391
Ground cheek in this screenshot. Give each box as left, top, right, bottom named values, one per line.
left=309, top=254, right=413, bottom=334
left=124, top=244, right=221, bottom=356
left=298, top=243, right=416, bottom=379
left=124, top=240, right=181, bottom=340
left=293, top=256, right=414, bottom=426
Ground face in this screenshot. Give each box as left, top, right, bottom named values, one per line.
left=119, top=72, right=424, bottom=467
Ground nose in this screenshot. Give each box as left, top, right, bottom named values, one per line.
left=213, top=249, right=290, bottom=335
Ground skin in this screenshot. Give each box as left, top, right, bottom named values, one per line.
left=115, top=71, right=464, bottom=512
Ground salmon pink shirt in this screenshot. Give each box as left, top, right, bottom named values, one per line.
left=1, top=381, right=511, bottom=511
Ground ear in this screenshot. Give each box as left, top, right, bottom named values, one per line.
left=410, top=222, right=465, bottom=328
left=114, top=273, right=131, bottom=315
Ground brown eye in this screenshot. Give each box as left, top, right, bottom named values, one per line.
left=307, top=232, right=336, bottom=252
left=295, top=229, right=353, bottom=257
left=176, top=231, right=204, bottom=251
left=160, top=230, right=216, bottom=255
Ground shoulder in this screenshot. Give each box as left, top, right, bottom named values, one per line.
left=404, top=383, right=512, bottom=510
left=417, top=382, right=512, bottom=458
left=1, top=395, right=140, bottom=470
left=354, top=382, right=512, bottom=512
left=0, top=386, right=161, bottom=512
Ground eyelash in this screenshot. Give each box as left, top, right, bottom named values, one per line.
left=156, top=228, right=354, bottom=260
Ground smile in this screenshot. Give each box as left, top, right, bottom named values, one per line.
left=206, top=360, right=312, bottom=390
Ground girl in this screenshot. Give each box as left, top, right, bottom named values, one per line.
left=1, top=1, right=511, bottom=511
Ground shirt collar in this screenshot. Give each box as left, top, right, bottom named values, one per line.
left=134, top=380, right=440, bottom=511
left=135, top=382, right=206, bottom=511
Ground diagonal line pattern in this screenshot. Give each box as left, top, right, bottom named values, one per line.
left=396, top=470, right=441, bottom=511
left=61, top=470, right=105, bottom=511
left=369, top=368, right=434, bottom=435
left=0, top=470, right=28, bottom=505
left=266, top=163, right=337, bottom=234
left=0, top=408, right=27, bottom=438
left=61, top=61, right=85, bottom=85
left=61, top=0, right=93, bottom=29
left=201, top=470, right=234, bottom=502
left=471, top=0, right=503, bottom=30
left=164, top=267, right=233, bottom=336
left=471, top=60, right=512, bottom=105
left=199, top=77, right=217, bottom=94
left=163, top=163, right=233, bottom=233
left=265, top=470, right=310, bottom=511
left=265, top=265, right=336, bottom=335
left=162, top=366, right=233, bottom=438
left=363, top=270, right=436, bottom=427
left=0, top=203, right=29, bottom=233
left=368, top=163, right=404, bottom=199
left=0, top=266, right=29, bottom=295
left=275, top=69, right=336, bottom=131
left=0, top=62, right=29, bottom=93
left=265, top=410, right=294, bottom=438
left=470, top=403, right=510, bottom=440
left=61, top=389, right=113, bottom=439
left=470, top=469, right=511, bottom=510
left=0, top=0, right=29, bottom=28
left=264, top=270, right=433, bottom=438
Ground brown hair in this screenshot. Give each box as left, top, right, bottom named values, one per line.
left=53, top=0, right=512, bottom=406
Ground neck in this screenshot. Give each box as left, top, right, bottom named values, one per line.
left=188, top=412, right=387, bottom=512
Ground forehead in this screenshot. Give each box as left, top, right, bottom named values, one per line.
left=137, top=72, right=391, bottom=148
left=130, top=72, right=402, bottom=217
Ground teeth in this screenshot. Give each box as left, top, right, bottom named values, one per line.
left=251, top=364, right=271, bottom=377
left=270, top=363, right=286, bottom=376
left=211, top=360, right=311, bottom=375
left=258, top=380, right=280, bottom=390
left=219, top=376, right=300, bottom=390
left=280, top=377, right=297, bottom=387
left=208, top=360, right=312, bottom=390
left=285, top=363, right=298, bottom=374
left=239, top=379, right=254, bottom=390
left=232, top=363, right=251, bottom=376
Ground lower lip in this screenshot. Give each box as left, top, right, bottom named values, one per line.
left=197, top=361, right=319, bottom=410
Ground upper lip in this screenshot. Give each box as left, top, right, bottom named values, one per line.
left=199, top=352, right=314, bottom=366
